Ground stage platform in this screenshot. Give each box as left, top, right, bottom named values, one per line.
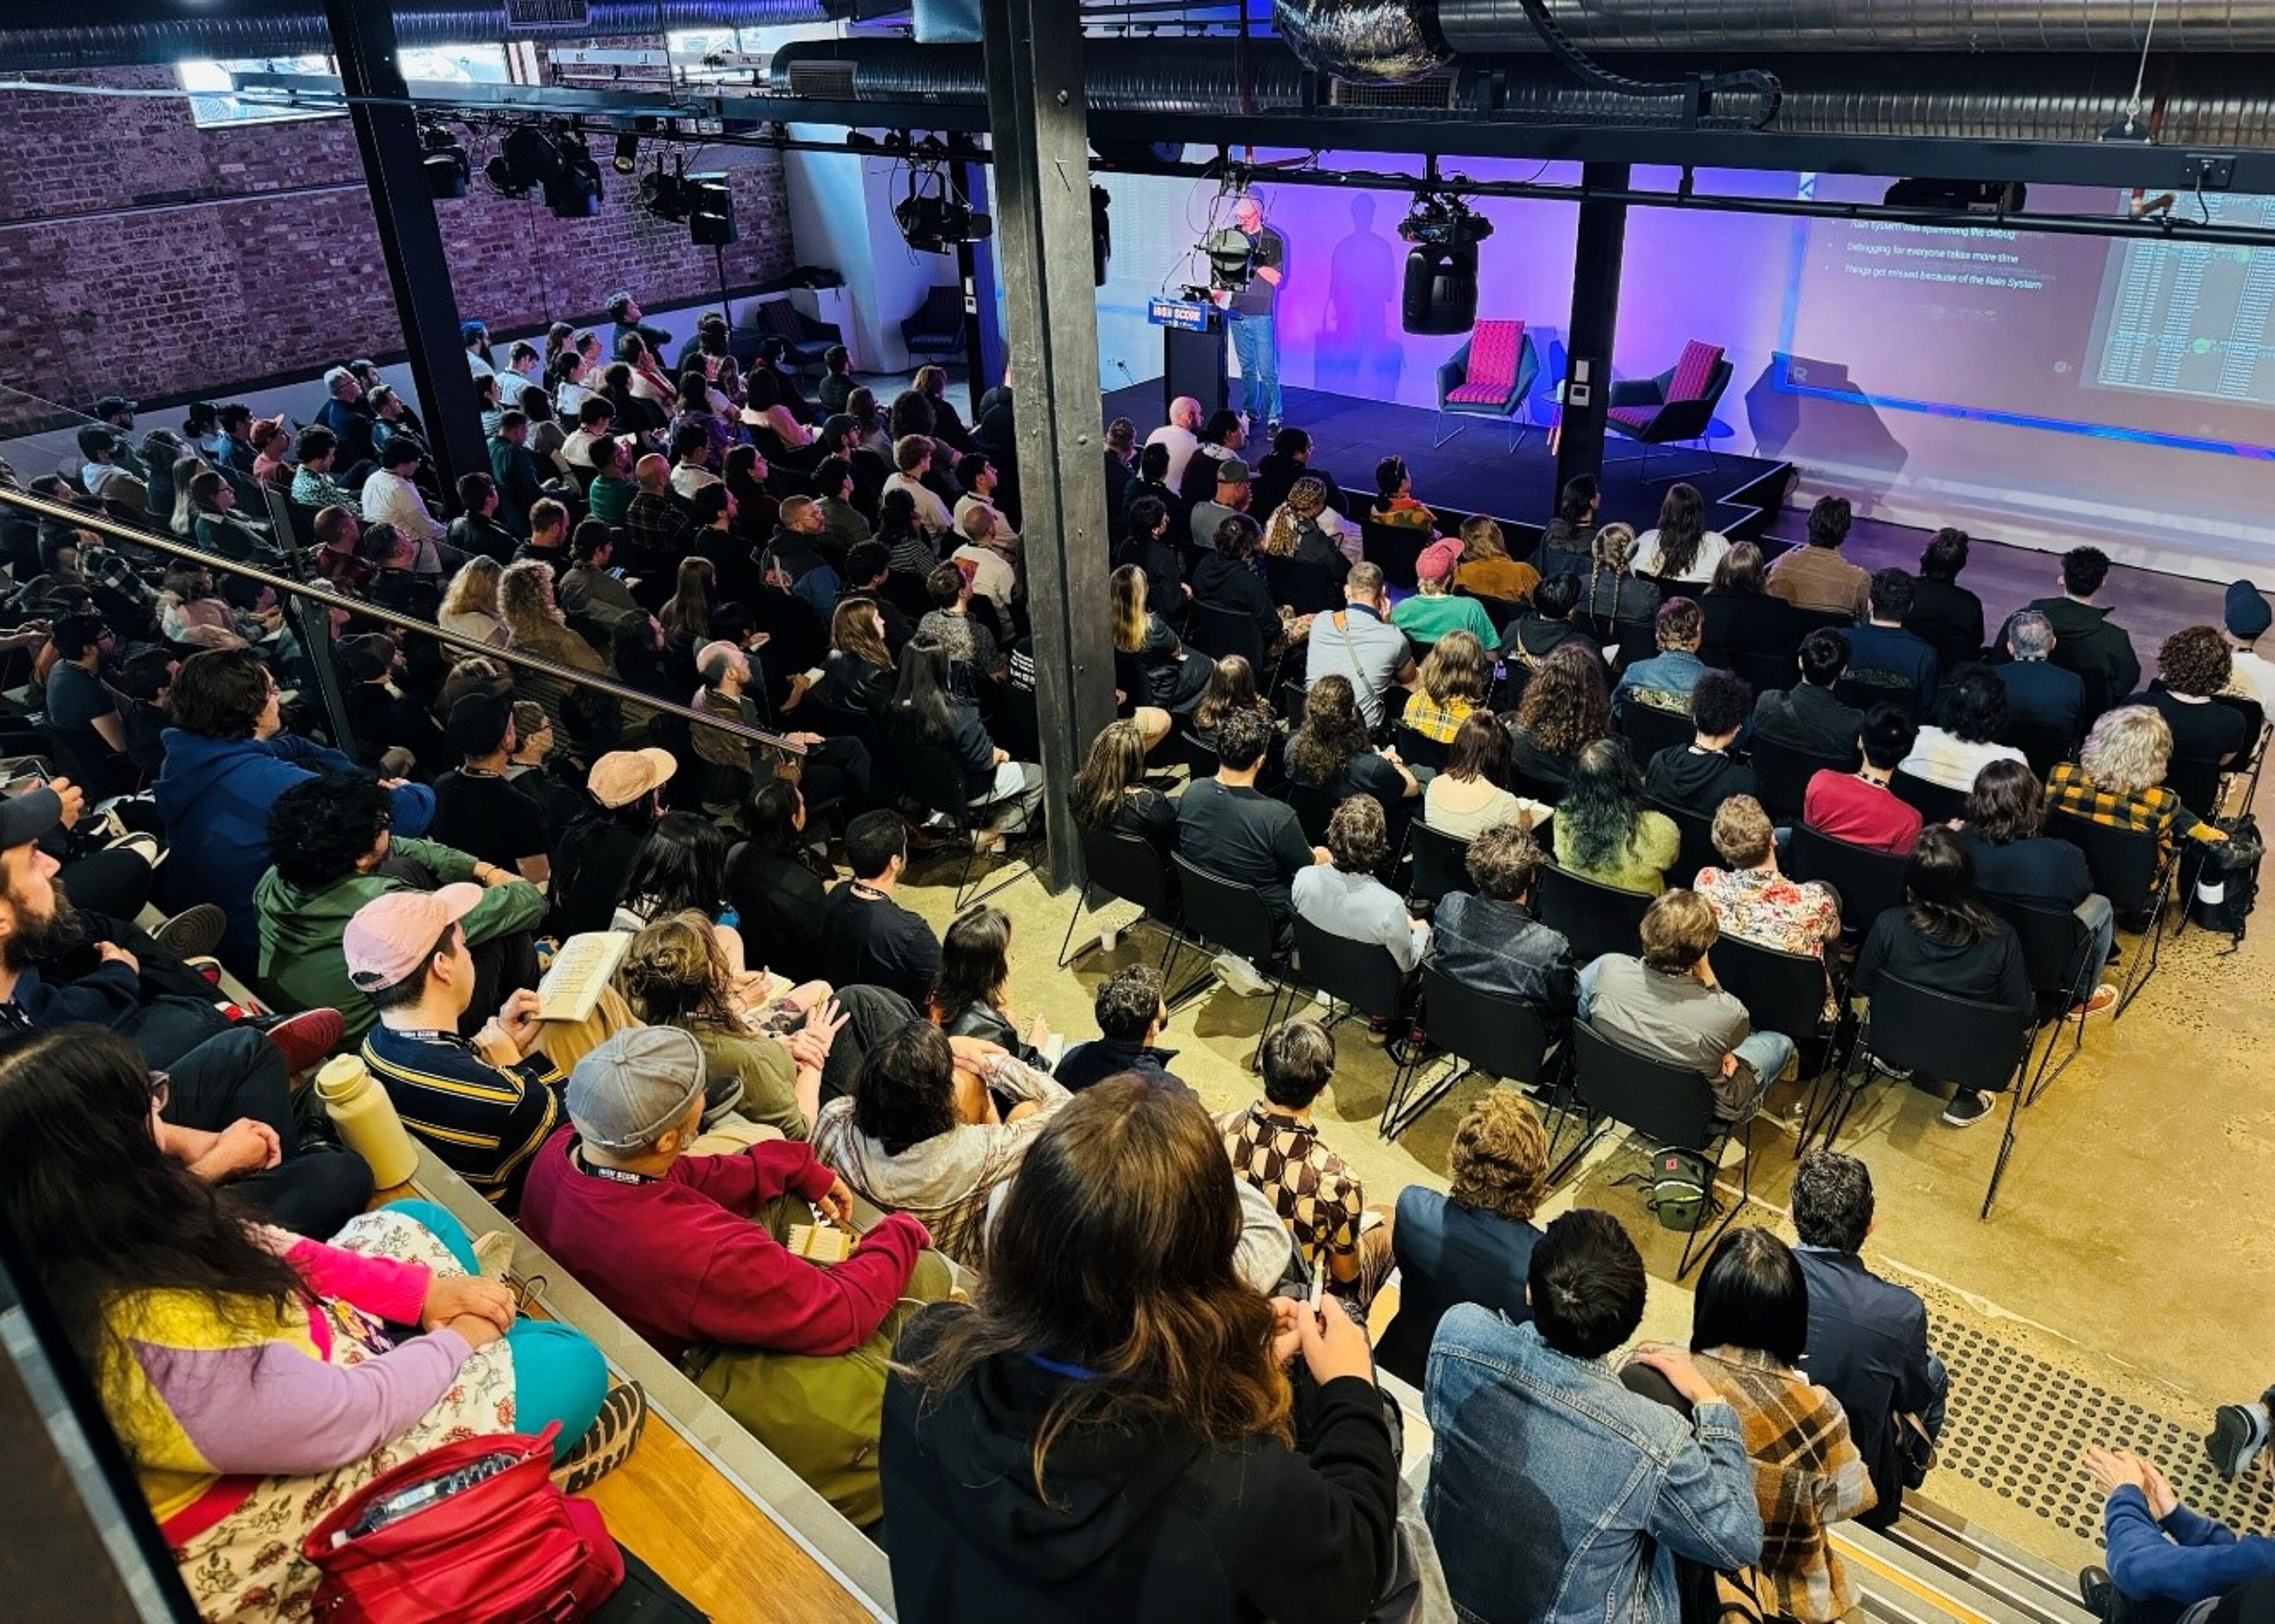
left=1099, top=380, right=1796, bottom=543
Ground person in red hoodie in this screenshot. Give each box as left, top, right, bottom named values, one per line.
left=518, top=1025, right=950, bottom=1526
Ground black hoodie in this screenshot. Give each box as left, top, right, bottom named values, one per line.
left=880, top=1302, right=1400, bottom=1624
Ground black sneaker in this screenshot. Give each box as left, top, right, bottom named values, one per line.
left=551, top=1379, right=648, bottom=1495
left=2207, top=1402, right=2270, bottom=1479
left=2079, top=1566, right=2116, bottom=1622
left=1940, top=1089, right=1995, bottom=1127
left=150, top=903, right=226, bottom=961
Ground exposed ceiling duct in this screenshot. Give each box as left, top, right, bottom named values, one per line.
left=1431, top=0, right=2275, bottom=56
left=0, top=0, right=835, bottom=74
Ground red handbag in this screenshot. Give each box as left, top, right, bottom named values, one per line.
left=300, top=1423, right=625, bottom=1623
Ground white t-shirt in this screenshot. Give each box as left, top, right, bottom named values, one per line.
left=952, top=543, right=1018, bottom=609
left=2226, top=649, right=2275, bottom=712
left=885, top=473, right=954, bottom=536
left=670, top=464, right=722, bottom=502
left=1632, top=527, right=1731, bottom=583
left=1896, top=726, right=2025, bottom=792
left=360, top=467, right=447, bottom=545
left=1144, top=423, right=1200, bottom=490
left=953, top=493, right=1020, bottom=549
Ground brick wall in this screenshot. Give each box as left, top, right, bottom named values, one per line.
left=0, top=63, right=796, bottom=424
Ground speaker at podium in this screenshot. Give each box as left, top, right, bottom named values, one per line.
left=1148, top=294, right=1228, bottom=419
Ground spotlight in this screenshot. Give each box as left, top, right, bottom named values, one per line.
left=612, top=131, right=640, bottom=175
left=419, top=120, right=468, bottom=198
left=893, top=166, right=990, bottom=253
left=483, top=153, right=530, bottom=198
left=543, top=129, right=603, bottom=219
left=1394, top=185, right=1492, bottom=335
left=501, top=123, right=564, bottom=189
left=639, top=158, right=696, bottom=222
left=1396, top=187, right=1494, bottom=251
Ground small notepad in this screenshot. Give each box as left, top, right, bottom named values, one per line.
left=534, top=932, right=631, bottom=1024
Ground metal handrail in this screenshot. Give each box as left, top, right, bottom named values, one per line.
left=0, top=484, right=806, bottom=756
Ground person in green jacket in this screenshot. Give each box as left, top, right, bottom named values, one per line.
left=255, top=770, right=549, bottom=1041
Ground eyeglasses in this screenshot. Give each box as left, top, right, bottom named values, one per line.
left=147, top=1071, right=171, bottom=1113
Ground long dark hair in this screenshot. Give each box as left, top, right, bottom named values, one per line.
left=745, top=776, right=809, bottom=858
left=1558, top=737, right=1645, bottom=874
left=622, top=811, right=731, bottom=918
left=931, top=904, right=1014, bottom=1019
left=853, top=1020, right=960, bottom=1157
left=892, top=635, right=960, bottom=743
left=903, top=1076, right=1291, bottom=1495
left=1904, top=824, right=1998, bottom=947
left=0, top=1026, right=302, bottom=1440
left=1652, top=483, right=1707, bottom=579
left=1691, top=1225, right=1808, bottom=1368
left=1070, top=718, right=1148, bottom=830
left=1286, top=674, right=1370, bottom=787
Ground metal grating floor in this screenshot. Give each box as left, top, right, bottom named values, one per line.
left=1931, top=1312, right=2275, bottom=1548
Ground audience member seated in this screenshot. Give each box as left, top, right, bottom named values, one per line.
left=2008, top=547, right=2141, bottom=719
left=884, top=435, right=954, bottom=537
left=360, top=437, right=448, bottom=563
left=1803, top=705, right=1924, bottom=856
left=1505, top=643, right=1613, bottom=795
left=1754, top=629, right=1864, bottom=760
left=2144, top=625, right=2250, bottom=766
left=1844, top=570, right=1941, bottom=717
left=1220, top=1019, right=1393, bottom=1304
left=1070, top=717, right=1175, bottom=856
left=611, top=811, right=742, bottom=935
left=0, top=1025, right=622, bottom=1623
left=1577, top=523, right=1661, bottom=630
left=1426, top=712, right=1542, bottom=837
left=1395, top=541, right=1498, bottom=648
left=1675, top=1228, right=1875, bottom=1623
left=1696, top=795, right=1841, bottom=1009
left=1054, top=965, right=1187, bottom=1093
left=893, top=635, right=1043, bottom=842
left=1535, top=474, right=1601, bottom=583
left=188, top=468, right=287, bottom=565
left=431, top=690, right=553, bottom=884
left=1253, top=424, right=1348, bottom=521
left=1115, top=493, right=1188, bottom=626
left=1293, top=795, right=1429, bottom=973
left=1430, top=821, right=1576, bottom=1024
left=557, top=520, right=643, bottom=628
left=486, top=409, right=550, bottom=535
left=154, top=649, right=436, bottom=971
left=523, top=1024, right=946, bottom=1527
left=499, top=559, right=609, bottom=735
left=930, top=903, right=1056, bottom=1068
left=2081, top=1444, right=2275, bottom=1624
left=258, top=770, right=547, bottom=1044
left=1192, top=512, right=1296, bottom=663
left=1178, top=706, right=1328, bottom=951
left=1768, top=495, right=1870, bottom=618
left=1455, top=513, right=1539, bottom=604
left=812, top=1018, right=1068, bottom=1270
left=1368, top=453, right=1433, bottom=529
left=1905, top=528, right=1985, bottom=670
left=514, top=496, right=570, bottom=569
left=1615, top=596, right=1710, bottom=721
left=1190, top=454, right=1258, bottom=567
left=1644, top=669, right=1757, bottom=817
left=1851, top=827, right=2031, bottom=1126
left=1426, top=1208, right=1764, bottom=1624
left=1178, top=409, right=1248, bottom=506
left=289, top=425, right=356, bottom=512
left=881, top=1074, right=1397, bottom=1624
left=1899, top=662, right=2026, bottom=792
left=1286, top=674, right=1418, bottom=812
left=1501, top=572, right=1600, bottom=670
left=1260, top=474, right=1357, bottom=577
left=1307, top=561, right=1417, bottom=731
left=1789, top=1149, right=1950, bottom=1529
left=1962, top=759, right=2117, bottom=1015
left=1187, top=651, right=1274, bottom=754
left=2047, top=705, right=2231, bottom=865
left=915, top=561, right=1001, bottom=684
left=948, top=505, right=1017, bottom=620
left=1123, top=441, right=1189, bottom=548
left=1701, top=541, right=1802, bottom=667
left=2222, top=580, right=2275, bottom=710
left=1378, top=1089, right=1549, bottom=1385
left=547, top=748, right=672, bottom=936
left=349, top=887, right=565, bottom=1208
left=816, top=811, right=943, bottom=1006
left=44, top=612, right=131, bottom=788
left=448, top=473, right=520, bottom=564
left=1633, top=482, right=1729, bottom=584
left=1582, top=888, right=1793, bottom=1124
left=1556, top=739, right=1681, bottom=894
left=1143, top=394, right=1203, bottom=488
left=1110, top=563, right=1208, bottom=737
left=724, top=778, right=833, bottom=974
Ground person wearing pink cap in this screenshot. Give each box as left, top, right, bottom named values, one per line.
left=1392, top=539, right=1497, bottom=649
left=350, top=884, right=565, bottom=1211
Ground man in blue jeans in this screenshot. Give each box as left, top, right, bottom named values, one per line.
left=1221, top=194, right=1287, bottom=434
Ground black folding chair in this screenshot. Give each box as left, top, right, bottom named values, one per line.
left=1566, top=1022, right=1757, bottom=1278
left=1889, top=769, right=1969, bottom=827
left=1392, top=722, right=1449, bottom=775
left=1749, top=737, right=1857, bottom=825
left=1835, top=673, right=1920, bottom=720
left=1383, top=962, right=1558, bottom=1140
left=1178, top=728, right=1221, bottom=781
left=2004, top=718, right=2075, bottom=780
left=2164, top=755, right=2225, bottom=823
left=2212, top=695, right=2268, bottom=808
left=1054, top=823, right=1214, bottom=999
left=1711, top=932, right=1837, bottom=1111
left=1786, top=824, right=1912, bottom=939
left=1616, top=700, right=1694, bottom=767
left=1293, top=916, right=1414, bottom=1038
left=1534, top=862, right=1654, bottom=966
left=1648, top=798, right=1720, bottom=889
left=1824, top=973, right=2036, bottom=1219
left=1404, top=821, right=1473, bottom=909
left=1171, top=855, right=1296, bottom=1048
left=1732, top=651, right=1797, bottom=698
left=895, top=726, right=1039, bottom=908
left=2045, top=808, right=2172, bottom=1018
left=1264, top=554, right=1342, bottom=617
left=1288, top=781, right=1337, bottom=847
left=1984, top=894, right=2097, bottom=1105
left=1187, top=602, right=1268, bottom=671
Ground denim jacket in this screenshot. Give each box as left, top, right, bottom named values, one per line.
left=1424, top=1310, right=1764, bottom=1624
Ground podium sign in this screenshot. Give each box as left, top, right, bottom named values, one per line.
left=1148, top=297, right=1213, bottom=332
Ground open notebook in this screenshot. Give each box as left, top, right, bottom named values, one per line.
left=535, top=932, right=632, bottom=1024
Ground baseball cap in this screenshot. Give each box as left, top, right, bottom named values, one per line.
left=2225, top=579, right=2271, bottom=640
left=0, top=786, right=64, bottom=850
left=251, top=415, right=287, bottom=447
left=587, top=747, right=677, bottom=809
left=1417, top=538, right=1462, bottom=585
left=336, top=633, right=396, bottom=682
left=1215, top=458, right=1251, bottom=487
left=446, top=689, right=513, bottom=758
left=461, top=319, right=488, bottom=342
left=92, top=394, right=137, bottom=420
left=341, top=884, right=482, bottom=993
left=567, top=1026, right=707, bottom=1153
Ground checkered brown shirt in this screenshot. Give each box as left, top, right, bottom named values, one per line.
left=2045, top=760, right=2204, bottom=843
left=1217, top=1102, right=1365, bottom=1271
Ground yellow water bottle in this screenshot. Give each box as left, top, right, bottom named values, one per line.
left=313, top=1054, right=420, bottom=1189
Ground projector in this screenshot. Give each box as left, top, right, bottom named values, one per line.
left=895, top=193, right=992, bottom=253
left=1398, top=190, right=1494, bottom=249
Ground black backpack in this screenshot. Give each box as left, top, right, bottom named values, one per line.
left=2188, top=813, right=2263, bottom=948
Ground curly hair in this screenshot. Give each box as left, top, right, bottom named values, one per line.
left=1448, top=1089, right=1550, bottom=1222
left=2079, top=704, right=2172, bottom=796
left=1262, top=476, right=1331, bottom=557
left=619, top=911, right=741, bottom=1031
left=1324, top=794, right=1389, bottom=874
left=497, top=559, right=566, bottom=640
left=1286, top=675, right=1371, bottom=787
left=1513, top=644, right=1610, bottom=760
left=264, top=771, right=395, bottom=890
left=2158, top=625, right=2232, bottom=698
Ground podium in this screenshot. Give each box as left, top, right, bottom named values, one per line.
left=1149, top=296, right=1228, bottom=420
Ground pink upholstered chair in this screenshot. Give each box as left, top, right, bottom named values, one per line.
left=1433, top=319, right=1540, bottom=449
left=1606, top=338, right=1734, bottom=482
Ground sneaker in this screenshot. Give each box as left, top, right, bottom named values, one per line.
left=550, top=1379, right=648, bottom=1495
left=1210, top=952, right=1270, bottom=998
left=1864, top=1053, right=1916, bottom=1081
left=149, top=903, right=226, bottom=961
left=472, top=1229, right=517, bottom=1281
left=182, top=955, right=224, bottom=986
left=104, top=830, right=162, bottom=867
left=2068, top=983, right=2120, bottom=1020
left=262, top=1007, right=345, bottom=1074
left=2207, top=1402, right=2271, bottom=1479
left=1940, top=1089, right=1995, bottom=1127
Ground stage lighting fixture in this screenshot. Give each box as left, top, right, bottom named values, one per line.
left=419, top=121, right=468, bottom=198
left=1396, top=187, right=1491, bottom=336
left=612, top=131, right=640, bottom=175
left=501, top=123, right=564, bottom=188
left=893, top=167, right=991, bottom=253
left=1396, top=187, right=1494, bottom=252
left=543, top=130, right=603, bottom=219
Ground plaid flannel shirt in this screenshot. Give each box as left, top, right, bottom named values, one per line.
left=1401, top=692, right=1475, bottom=744
left=81, top=542, right=156, bottom=608
left=1694, top=1346, right=1875, bottom=1623
left=2046, top=760, right=2203, bottom=844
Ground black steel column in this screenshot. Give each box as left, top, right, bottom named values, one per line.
left=1552, top=162, right=1632, bottom=511
left=981, top=0, right=1116, bottom=890
left=323, top=0, right=488, bottom=500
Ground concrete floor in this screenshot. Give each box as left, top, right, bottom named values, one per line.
left=885, top=759, right=2275, bottom=1565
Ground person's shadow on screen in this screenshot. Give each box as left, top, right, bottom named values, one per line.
left=1745, top=352, right=1910, bottom=503
left=1317, top=195, right=1405, bottom=401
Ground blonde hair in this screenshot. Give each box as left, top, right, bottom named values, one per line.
left=1709, top=794, right=1776, bottom=868
left=1590, top=522, right=1638, bottom=576
left=440, top=554, right=502, bottom=622
left=1640, top=888, right=1718, bottom=972
left=1448, top=1089, right=1550, bottom=1221
left=1110, top=564, right=1148, bottom=654
left=1418, top=629, right=1491, bottom=709
left=2078, top=704, right=2172, bottom=796
left=498, top=559, right=566, bottom=640
left=1459, top=515, right=1508, bottom=562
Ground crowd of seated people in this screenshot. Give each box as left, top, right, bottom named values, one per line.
left=2, top=363, right=2270, bottom=1624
